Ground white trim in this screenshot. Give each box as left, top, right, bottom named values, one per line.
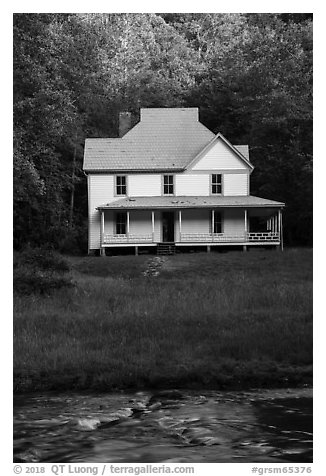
left=126, top=211, right=130, bottom=237
left=211, top=209, right=214, bottom=241
left=100, top=210, right=105, bottom=247
left=280, top=210, right=284, bottom=251
left=184, top=169, right=249, bottom=175
left=151, top=211, right=155, bottom=242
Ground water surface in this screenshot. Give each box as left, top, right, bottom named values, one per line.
left=14, top=387, right=312, bottom=463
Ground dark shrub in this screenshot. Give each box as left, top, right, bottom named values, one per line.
left=13, top=267, right=74, bottom=295
left=19, top=246, right=71, bottom=273
left=58, top=223, right=88, bottom=256
left=14, top=247, right=74, bottom=295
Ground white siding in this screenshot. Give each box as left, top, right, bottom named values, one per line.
left=129, top=210, right=152, bottom=235
left=179, top=209, right=245, bottom=237
left=223, top=209, right=245, bottom=236
left=128, top=174, right=161, bottom=196
left=179, top=209, right=210, bottom=236
left=103, top=211, right=115, bottom=235
left=154, top=212, right=162, bottom=242
left=103, top=210, right=161, bottom=243
left=192, top=139, right=248, bottom=170
left=88, top=175, right=117, bottom=250
left=176, top=174, right=209, bottom=196
left=224, top=173, right=248, bottom=196
left=88, top=170, right=250, bottom=249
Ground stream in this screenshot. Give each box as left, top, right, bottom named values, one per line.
left=13, top=387, right=312, bottom=463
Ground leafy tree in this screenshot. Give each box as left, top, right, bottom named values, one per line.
left=13, top=13, right=313, bottom=249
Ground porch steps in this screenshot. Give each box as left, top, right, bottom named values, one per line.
left=157, top=243, right=176, bottom=255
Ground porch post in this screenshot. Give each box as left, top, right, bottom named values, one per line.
left=179, top=210, right=182, bottom=242
left=279, top=209, right=284, bottom=251
left=244, top=209, right=248, bottom=236
left=100, top=210, right=105, bottom=257
left=243, top=209, right=248, bottom=251
left=211, top=209, right=215, bottom=242
left=151, top=211, right=155, bottom=242
left=126, top=211, right=130, bottom=243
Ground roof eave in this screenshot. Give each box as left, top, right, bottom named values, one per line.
left=97, top=202, right=285, bottom=211
left=84, top=168, right=185, bottom=173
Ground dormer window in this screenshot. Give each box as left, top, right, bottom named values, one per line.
left=116, top=175, right=127, bottom=195
left=163, top=175, right=174, bottom=195
left=211, top=174, right=222, bottom=194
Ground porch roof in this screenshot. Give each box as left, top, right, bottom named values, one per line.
left=97, top=195, right=285, bottom=210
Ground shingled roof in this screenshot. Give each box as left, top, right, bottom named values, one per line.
left=83, top=108, right=250, bottom=172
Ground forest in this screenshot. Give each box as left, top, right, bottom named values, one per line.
left=13, top=13, right=313, bottom=252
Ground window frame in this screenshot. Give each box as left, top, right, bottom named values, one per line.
left=211, top=173, right=223, bottom=195
left=115, top=175, right=127, bottom=196
left=115, top=212, right=127, bottom=235
left=162, top=174, right=175, bottom=196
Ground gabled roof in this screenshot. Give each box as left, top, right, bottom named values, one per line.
left=97, top=195, right=285, bottom=210
left=186, top=133, right=253, bottom=171
left=83, top=108, right=251, bottom=172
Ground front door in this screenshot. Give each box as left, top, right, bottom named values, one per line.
left=162, top=212, right=175, bottom=242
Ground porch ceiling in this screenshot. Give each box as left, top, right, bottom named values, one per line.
left=97, top=195, right=285, bottom=210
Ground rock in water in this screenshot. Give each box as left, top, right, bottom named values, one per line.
left=76, top=418, right=101, bottom=431
left=148, top=402, right=162, bottom=411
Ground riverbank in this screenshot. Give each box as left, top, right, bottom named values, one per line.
left=13, top=248, right=313, bottom=393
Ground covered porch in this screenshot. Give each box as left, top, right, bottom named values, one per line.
left=96, top=195, right=284, bottom=254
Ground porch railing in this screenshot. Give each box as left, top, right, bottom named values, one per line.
left=103, top=234, right=152, bottom=244
left=247, top=232, right=279, bottom=242
left=102, top=232, right=280, bottom=244
left=180, top=232, right=279, bottom=242
left=180, top=233, right=246, bottom=242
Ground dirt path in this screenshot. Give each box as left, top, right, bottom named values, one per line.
left=142, top=256, right=167, bottom=277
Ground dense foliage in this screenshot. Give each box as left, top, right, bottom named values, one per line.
left=13, top=13, right=312, bottom=250
left=13, top=247, right=73, bottom=295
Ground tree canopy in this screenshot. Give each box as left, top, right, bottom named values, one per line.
left=13, top=13, right=313, bottom=251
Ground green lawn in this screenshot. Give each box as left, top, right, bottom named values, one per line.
left=13, top=248, right=313, bottom=392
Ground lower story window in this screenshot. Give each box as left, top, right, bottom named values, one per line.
left=116, top=212, right=127, bottom=234
left=213, top=211, right=222, bottom=234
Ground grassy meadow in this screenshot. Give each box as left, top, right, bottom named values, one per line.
left=13, top=248, right=313, bottom=392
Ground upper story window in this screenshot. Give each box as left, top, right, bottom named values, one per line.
left=116, top=175, right=127, bottom=195
left=163, top=175, right=174, bottom=195
left=211, top=174, right=222, bottom=194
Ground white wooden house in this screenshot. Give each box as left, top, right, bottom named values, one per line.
left=83, top=108, right=284, bottom=255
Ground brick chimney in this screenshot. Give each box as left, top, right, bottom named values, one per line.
left=119, top=111, right=132, bottom=137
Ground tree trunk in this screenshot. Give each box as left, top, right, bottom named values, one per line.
left=69, top=132, right=78, bottom=228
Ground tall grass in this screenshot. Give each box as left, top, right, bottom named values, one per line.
left=13, top=249, right=312, bottom=392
